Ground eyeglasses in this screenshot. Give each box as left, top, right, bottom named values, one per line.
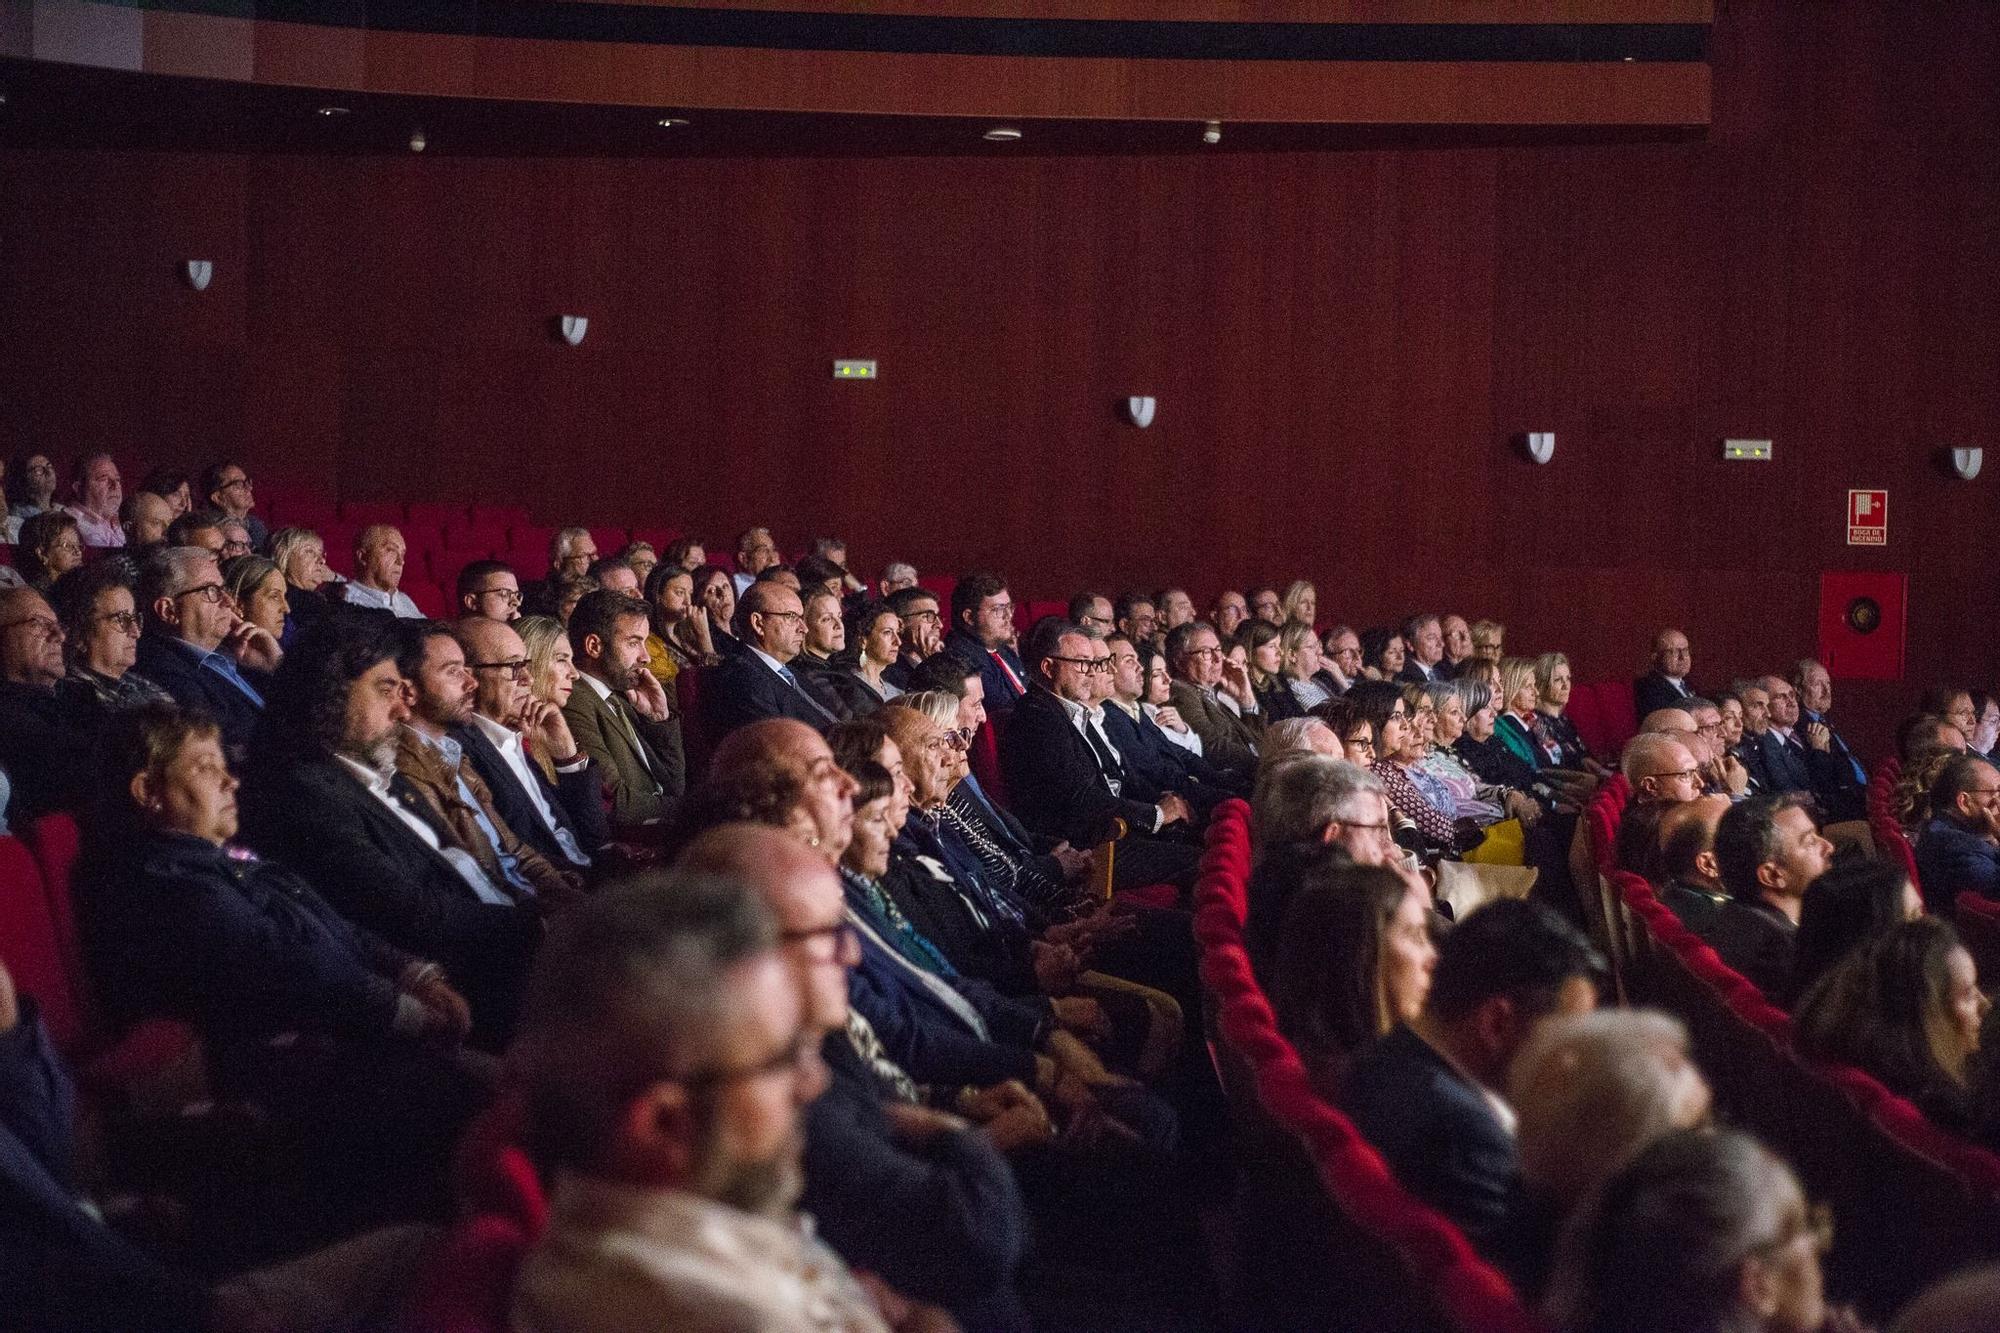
left=1185, top=646, right=1223, bottom=660
left=760, top=610, right=806, bottom=624
left=779, top=921, right=859, bottom=961
left=46, top=539, right=83, bottom=556
left=902, top=609, right=940, bottom=624
left=1644, top=768, right=1702, bottom=784
left=468, top=658, right=533, bottom=680
left=96, top=610, right=142, bottom=633
left=177, top=582, right=228, bottom=605
left=940, top=727, right=972, bottom=750
left=983, top=602, right=1014, bottom=616
left=1049, top=656, right=1110, bottom=672
left=1347, top=736, right=1376, bottom=752
left=217, top=476, right=252, bottom=493
left=221, top=539, right=252, bottom=557
left=473, top=587, right=524, bottom=606
left=1, top=615, right=62, bottom=640
left=677, top=1028, right=822, bottom=1094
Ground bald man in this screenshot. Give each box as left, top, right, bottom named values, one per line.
left=1655, top=795, right=1733, bottom=931
left=452, top=616, right=606, bottom=872
left=675, top=824, right=1031, bottom=1328
left=1633, top=628, right=1695, bottom=718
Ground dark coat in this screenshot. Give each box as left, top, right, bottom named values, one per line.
left=996, top=686, right=1163, bottom=848
left=453, top=722, right=609, bottom=866
left=132, top=633, right=268, bottom=757
left=0, top=680, right=89, bottom=823
left=697, top=649, right=838, bottom=742
left=1632, top=669, right=1694, bottom=720
left=1700, top=897, right=1797, bottom=1001
left=847, top=920, right=1041, bottom=1090
left=1917, top=818, right=2000, bottom=914
left=1098, top=701, right=1240, bottom=811
left=944, top=629, right=1027, bottom=716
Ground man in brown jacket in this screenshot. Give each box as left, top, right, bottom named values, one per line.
left=561, top=589, right=686, bottom=837
left=1164, top=621, right=1264, bottom=783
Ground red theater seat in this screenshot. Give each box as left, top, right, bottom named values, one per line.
left=403, top=582, right=448, bottom=618
left=630, top=526, right=680, bottom=554
left=337, top=500, right=405, bottom=527
left=0, top=835, right=83, bottom=1051
left=405, top=501, right=469, bottom=530
left=443, top=519, right=509, bottom=554
left=588, top=525, right=630, bottom=557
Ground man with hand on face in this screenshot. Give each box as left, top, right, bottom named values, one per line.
left=701, top=581, right=842, bottom=741
left=133, top=545, right=281, bottom=758
left=1096, top=631, right=1238, bottom=813
left=454, top=616, right=607, bottom=874
left=1750, top=673, right=1859, bottom=821
left=1784, top=659, right=1866, bottom=821
left=392, top=621, right=584, bottom=908
left=1164, top=621, right=1264, bottom=783
left=1916, top=754, right=2000, bottom=913
left=884, top=588, right=945, bottom=690
left=563, top=590, right=686, bottom=838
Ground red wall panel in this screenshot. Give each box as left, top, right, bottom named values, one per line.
left=1, top=0, right=1996, bottom=762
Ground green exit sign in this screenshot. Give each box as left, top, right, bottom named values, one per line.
left=832, top=359, right=878, bottom=380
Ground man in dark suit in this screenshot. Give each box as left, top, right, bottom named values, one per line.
left=1097, top=631, right=1239, bottom=812
left=133, top=545, right=280, bottom=758
left=1916, top=753, right=2000, bottom=912
left=997, top=618, right=1199, bottom=892
left=1342, top=900, right=1603, bottom=1285
left=699, top=581, right=840, bottom=742
left=1787, top=660, right=1867, bottom=822
left=1699, top=792, right=1831, bottom=1000
left=1654, top=795, right=1734, bottom=932
left=563, top=589, right=686, bottom=837
left=942, top=571, right=1028, bottom=717
left=455, top=615, right=607, bottom=871
left=240, top=614, right=542, bottom=1043
left=1632, top=627, right=1696, bottom=719
left=1396, top=613, right=1446, bottom=684
left=0, top=586, right=90, bottom=822
left=884, top=586, right=947, bottom=691
left=1750, top=673, right=1860, bottom=821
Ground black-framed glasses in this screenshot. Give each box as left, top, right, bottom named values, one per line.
left=468, top=658, right=533, bottom=680
left=96, top=610, right=142, bottom=633
left=677, top=1028, right=822, bottom=1094
left=1186, top=646, right=1223, bottom=659
left=217, top=475, right=252, bottom=493
left=1347, top=735, right=1376, bottom=752
left=779, top=921, right=859, bottom=960
left=1644, top=768, right=1701, bottom=784
left=1, top=615, right=62, bottom=640
left=902, top=609, right=940, bottom=623
left=474, top=586, right=523, bottom=606
left=1048, top=655, right=1099, bottom=670
left=760, top=610, right=806, bottom=624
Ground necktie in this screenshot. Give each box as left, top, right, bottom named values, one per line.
left=777, top=664, right=837, bottom=723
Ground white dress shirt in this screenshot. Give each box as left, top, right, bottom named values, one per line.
left=342, top=581, right=423, bottom=619
left=467, top=712, right=590, bottom=866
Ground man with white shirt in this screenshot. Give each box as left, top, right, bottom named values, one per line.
left=731, top=525, right=781, bottom=595
left=239, top=615, right=542, bottom=1043
left=562, top=590, right=685, bottom=837
left=1096, top=631, right=1238, bottom=813
left=342, top=524, right=423, bottom=618
left=454, top=616, right=607, bottom=873
left=63, top=452, right=125, bottom=548
left=1164, top=621, right=1263, bottom=783
left=1633, top=628, right=1696, bottom=718
left=1751, top=671, right=1860, bottom=820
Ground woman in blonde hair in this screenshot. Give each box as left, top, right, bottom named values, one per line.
left=1279, top=579, right=1317, bottom=631
left=518, top=614, right=581, bottom=781
left=1494, top=656, right=1548, bottom=770
left=1279, top=621, right=1334, bottom=712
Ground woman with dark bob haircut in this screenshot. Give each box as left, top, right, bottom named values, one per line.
left=1786, top=852, right=1923, bottom=1005
left=1271, top=852, right=1436, bottom=1098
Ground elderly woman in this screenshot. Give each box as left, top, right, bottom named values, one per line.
left=1347, top=681, right=1458, bottom=855
left=616, top=540, right=658, bottom=587
left=50, top=561, right=170, bottom=724
left=1494, top=656, right=1548, bottom=770
left=222, top=554, right=289, bottom=643
left=269, top=526, right=333, bottom=629
left=1239, top=619, right=1302, bottom=721
left=1416, top=681, right=1537, bottom=827
left=1450, top=680, right=1544, bottom=796
left=16, top=510, right=83, bottom=592
left=1358, top=626, right=1406, bottom=682
left=1280, top=622, right=1334, bottom=712
left=1279, top=579, right=1317, bottom=630
left=1533, top=652, right=1600, bottom=772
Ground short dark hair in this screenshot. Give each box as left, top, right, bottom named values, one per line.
left=643, top=558, right=693, bottom=603
left=393, top=618, right=458, bottom=681
left=455, top=559, right=514, bottom=604
left=661, top=537, right=702, bottom=568
left=949, top=571, right=1007, bottom=630
left=1020, top=616, right=1082, bottom=674
left=848, top=759, right=894, bottom=807
left=1359, top=627, right=1402, bottom=672
left=1113, top=591, right=1155, bottom=623
left=752, top=563, right=795, bottom=585
left=48, top=557, right=133, bottom=640
left=1659, top=809, right=1716, bottom=882
left=1067, top=590, right=1109, bottom=622
left=585, top=557, right=634, bottom=586
left=567, top=589, right=649, bottom=660
left=256, top=612, right=402, bottom=759
left=794, top=553, right=846, bottom=592
left=1713, top=792, right=1812, bottom=902
left=197, top=461, right=243, bottom=503
left=825, top=716, right=893, bottom=777
left=1931, top=753, right=1998, bottom=827
left=1425, top=899, right=1602, bottom=1025
left=1792, top=852, right=1919, bottom=1000
left=136, top=465, right=190, bottom=501
left=16, top=510, right=79, bottom=585
left=909, top=650, right=977, bottom=698
left=886, top=586, right=939, bottom=620
left=166, top=509, right=227, bottom=547
left=848, top=599, right=898, bottom=644
left=1401, top=612, right=1440, bottom=641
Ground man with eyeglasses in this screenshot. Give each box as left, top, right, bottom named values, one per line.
left=1097, top=631, right=1239, bottom=813
left=1682, top=698, right=1752, bottom=799
left=1916, top=753, right=2000, bottom=912
left=1622, top=732, right=1704, bottom=808
left=0, top=586, right=92, bottom=822
left=199, top=460, right=267, bottom=550
left=512, top=874, right=905, bottom=1333
left=455, top=559, right=523, bottom=622
left=883, top=587, right=944, bottom=690
left=730, top=525, right=781, bottom=596
left=1633, top=628, right=1697, bottom=720
left=1113, top=592, right=1159, bottom=655
left=1067, top=590, right=1114, bottom=636
left=1163, top=621, right=1264, bottom=782
left=453, top=616, right=606, bottom=874
left=701, top=581, right=841, bottom=743
left=943, top=571, right=1028, bottom=718
left=133, top=545, right=281, bottom=757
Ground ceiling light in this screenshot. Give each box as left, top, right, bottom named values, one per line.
left=316, top=105, right=349, bottom=117
left=983, top=126, right=1022, bottom=142
left=657, top=117, right=690, bottom=129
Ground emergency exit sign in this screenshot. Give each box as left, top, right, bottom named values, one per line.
left=1847, top=489, right=1887, bottom=546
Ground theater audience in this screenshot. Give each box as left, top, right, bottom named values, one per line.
left=63, top=452, right=125, bottom=547
left=200, top=460, right=267, bottom=550
left=1451, top=680, right=1544, bottom=794
left=1703, top=793, right=1832, bottom=1001
left=701, top=580, right=841, bottom=738
left=133, top=544, right=279, bottom=757
left=1319, top=624, right=1361, bottom=696
left=223, top=553, right=288, bottom=641
left=1359, top=626, right=1406, bottom=682
left=641, top=560, right=711, bottom=681
left=836, top=601, right=906, bottom=712
left=1544, top=1129, right=1845, bottom=1333
left=563, top=589, right=686, bottom=835
left=50, top=560, right=169, bottom=726
left=1533, top=652, right=1600, bottom=772
left=1348, top=680, right=1458, bottom=855
left=1098, top=632, right=1235, bottom=815
left=1654, top=795, right=1734, bottom=931
left=1789, top=853, right=1924, bottom=1005
left=1238, top=619, right=1300, bottom=721
left=1342, top=899, right=1601, bottom=1282
left=16, top=509, right=83, bottom=592
left=1915, top=753, right=2000, bottom=910
left=1632, top=627, right=1695, bottom=717
left=1271, top=853, right=1435, bottom=1097
left=123, top=488, right=174, bottom=546
left=1278, top=580, right=1316, bottom=630
left=1442, top=614, right=1473, bottom=667
left=1166, top=620, right=1263, bottom=781
left=272, top=525, right=333, bottom=626
left=1418, top=680, right=1535, bottom=827
left=1210, top=589, right=1248, bottom=639
left=456, top=559, right=523, bottom=622
left=0, top=584, right=91, bottom=821
left=1244, top=755, right=1396, bottom=973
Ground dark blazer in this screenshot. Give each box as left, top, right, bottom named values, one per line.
left=697, top=649, right=838, bottom=741
left=1254, top=680, right=1306, bottom=722
left=133, top=633, right=269, bottom=757
left=1700, top=897, right=1796, bottom=1001
left=847, top=919, right=1040, bottom=1090
left=801, top=1033, right=1027, bottom=1323
left=453, top=721, right=609, bottom=866
left=1098, top=702, right=1238, bottom=812
left=1632, top=669, right=1694, bottom=720
left=1396, top=659, right=1442, bottom=685
left=1799, top=709, right=1866, bottom=821
left=1341, top=1024, right=1534, bottom=1283
left=562, top=677, right=686, bottom=833
left=944, top=629, right=1027, bottom=716
left=239, top=752, right=540, bottom=1029
left=1658, top=876, right=1731, bottom=934
left=0, top=680, right=89, bottom=823
left=997, top=686, right=1163, bottom=848
left=1454, top=733, right=1542, bottom=794
left=1917, top=818, right=2000, bottom=913
left=1746, top=729, right=1816, bottom=799
left=789, top=653, right=862, bottom=722
left=0, top=1000, right=215, bottom=1332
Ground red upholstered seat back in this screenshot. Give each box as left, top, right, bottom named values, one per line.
left=0, top=835, right=82, bottom=1051
left=401, top=1213, right=533, bottom=1333
left=970, top=714, right=1009, bottom=809
left=22, top=813, right=83, bottom=979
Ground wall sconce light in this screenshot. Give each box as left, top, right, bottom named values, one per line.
left=1122, top=396, right=1157, bottom=429
left=553, top=315, right=588, bottom=347
left=182, top=260, right=213, bottom=292
left=1948, top=446, right=1983, bottom=481
left=1519, top=431, right=1555, bottom=464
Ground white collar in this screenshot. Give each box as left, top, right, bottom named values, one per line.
left=579, top=672, right=616, bottom=703
left=468, top=710, right=521, bottom=751
left=749, top=643, right=793, bottom=677
left=334, top=753, right=392, bottom=798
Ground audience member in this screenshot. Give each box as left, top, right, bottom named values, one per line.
left=63, top=452, right=125, bottom=548
left=1249, top=587, right=1283, bottom=626
left=1632, top=627, right=1695, bottom=717
left=1469, top=618, right=1506, bottom=664
left=1097, top=632, right=1235, bottom=815
left=272, top=525, right=333, bottom=628
left=663, top=536, right=706, bottom=574
left=585, top=556, right=640, bottom=596
left=1654, top=795, right=1734, bottom=931
left=456, top=559, right=523, bottom=622
left=790, top=588, right=855, bottom=719
left=341, top=524, right=422, bottom=617
left=50, top=560, right=169, bottom=728
left=642, top=560, right=711, bottom=681
left=1915, top=753, right=2000, bottom=910
left=879, top=560, right=919, bottom=598
left=617, top=540, right=658, bottom=587
left=0, top=584, right=91, bottom=821
left=1703, top=793, right=1831, bottom=1000
left=1244, top=753, right=1397, bottom=972
left=1156, top=587, right=1196, bottom=634
left=135, top=464, right=192, bottom=515
left=199, top=460, right=267, bottom=549
left=1135, top=642, right=1206, bottom=758
left=701, top=580, right=841, bottom=738
left=16, top=509, right=83, bottom=591
left=223, top=553, right=288, bottom=641
left=727, top=526, right=779, bottom=594
left=1789, top=852, right=1924, bottom=1005
left=563, top=589, right=687, bottom=835
left=1349, top=680, right=1458, bottom=854
left=884, top=587, right=945, bottom=687
left=1165, top=620, right=1263, bottom=781
left=165, top=508, right=226, bottom=555
left=1238, top=618, right=1301, bottom=721
left=6, top=450, right=58, bottom=523
left=794, top=552, right=849, bottom=603
left=1278, top=627, right=1335, bottom=712
left=1451, top=679, right=1545, bottom=795
left=1318, top=624, right=1361, bottom=696
left=1341, top=899, right=1601, bottom=1282
left=133, top=544, right=279, bottom=757
left=1358, top=626, right=1405, bottom=682
left=1441, top=614, right=1473, bottom=667
left=547, top=526, right=598, bottom=581
left=944, top=573, right=1028, bottom=715
left=122, top=488, right=174, bottom=546
left=835, top=601, right=906, bottom=713
left=1399, top=613, right=1445, bottom=683
left=1533, top=652, right=1600, bottom=771
left=1210, top=589, right=1249, bottom=639
left=1493, top=656, right=1547, bottom=770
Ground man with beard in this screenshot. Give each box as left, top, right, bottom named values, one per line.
left=511, top=874, right=925, bottom=1333
left=562, top=589, right=686, bottom=837
left=239, top=614, right=542, bottom=1044
left=391, top=620, right=583, bottom=905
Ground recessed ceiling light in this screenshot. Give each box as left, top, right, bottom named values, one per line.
left=657, top=117, right=691, bottom=129
left=983, top=126, right=1023, bottom=142
left=317, top=105, right=350, bottom=117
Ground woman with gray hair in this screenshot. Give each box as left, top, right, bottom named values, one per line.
left=1279, top=621, right=1335, bottom=712
left=1413, top=679, right=1537, bottom=827
left=1452, top=679, right=1546, bottom=796
left=269, top=526, right=333, bottom=630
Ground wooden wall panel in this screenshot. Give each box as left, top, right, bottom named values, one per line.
left=0, top=0, right=1994, bottom=758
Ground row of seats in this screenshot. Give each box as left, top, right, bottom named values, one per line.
left=1193, top=798, right=1546, bottom=1333
left=1584, top=781, right=2000, bottom=1319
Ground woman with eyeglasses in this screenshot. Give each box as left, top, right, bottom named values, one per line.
left=50, top=562, right=170, bottom=727
left=1347, top=680, right=1460, bottom=856
left=16, top=510, right=84, bottom=593
left=222, top=554, right=289, bottom=644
